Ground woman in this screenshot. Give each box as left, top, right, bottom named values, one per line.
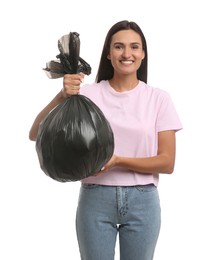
left=29, top=20, right=182, bottom=260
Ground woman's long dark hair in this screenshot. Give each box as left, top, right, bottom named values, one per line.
left=95, top=20, right=148, bottom=83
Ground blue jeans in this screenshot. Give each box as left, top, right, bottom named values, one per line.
left=76, top=184, right=161, bottom=260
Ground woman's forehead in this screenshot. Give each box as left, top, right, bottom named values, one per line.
left=111, top=29, right=141, bottom=44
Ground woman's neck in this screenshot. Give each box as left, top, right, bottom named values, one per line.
left=108, top=76, right=139, bottom=92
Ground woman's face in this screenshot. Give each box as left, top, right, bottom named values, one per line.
left=107, top=29, right=145, bottom=77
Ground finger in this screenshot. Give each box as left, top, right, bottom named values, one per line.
left=79, top=73, right=85, bottom=82
left=93, top=166, right=105, bottom=177
left=64, top=74, right=84, bottom=83
left=67, top=89, right=80, bottom=96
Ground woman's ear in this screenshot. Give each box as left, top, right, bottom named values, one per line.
left=141, top=50, right=145, bottom=60
left=107, top=54, right=111, bottom=60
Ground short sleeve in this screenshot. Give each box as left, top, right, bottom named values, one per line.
left=156, top=92, right=183, bottom=132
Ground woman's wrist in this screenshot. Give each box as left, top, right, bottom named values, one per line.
left=115, top=155, right=121, bottom=167
left=55, top=89, right=67, bottom=103
left=60, top=88, right=68, bottom=99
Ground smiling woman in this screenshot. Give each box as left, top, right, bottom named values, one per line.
left=107, top=29, right=145, bottom=88
left=1, top=0, right=214, bottom=259
left=29, top=20, right=182, bottom=260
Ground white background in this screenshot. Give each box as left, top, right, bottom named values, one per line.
left=1, top=0, right=213, bottom=259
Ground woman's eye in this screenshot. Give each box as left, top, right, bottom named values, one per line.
left=115, top=45, right=122, bottom=49
left=132, top=45, right=139, bottom=49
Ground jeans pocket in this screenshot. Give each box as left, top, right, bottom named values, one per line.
left=135, top=184, right=157, bottom=192
left=81, top=183, right=100, bottom=189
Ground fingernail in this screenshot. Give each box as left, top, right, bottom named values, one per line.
left=79, top=73, right=84, bottom=83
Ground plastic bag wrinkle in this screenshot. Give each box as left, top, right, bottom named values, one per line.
left=43, top=32, right=91, bottom=78
left=36, top=95, right=114, bottom=182
left=36, top=32, right=114, bottom=182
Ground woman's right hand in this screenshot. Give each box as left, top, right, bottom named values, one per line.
left=62, top=73, right=84, bottom=97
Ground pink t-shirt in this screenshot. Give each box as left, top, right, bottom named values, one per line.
left=79, top=80, right=182, bottom=186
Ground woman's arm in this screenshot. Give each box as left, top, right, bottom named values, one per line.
left=29, top=91, right=66, bottom=141
left=29, top=74, right=84, bottom=141
left=100, top=130, right=176, bottom=175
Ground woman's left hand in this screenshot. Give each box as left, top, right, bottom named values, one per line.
left=93, top=155, right=118, bottom=176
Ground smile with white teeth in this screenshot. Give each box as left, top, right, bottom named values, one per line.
left=121, top=60, right=133, bottom=64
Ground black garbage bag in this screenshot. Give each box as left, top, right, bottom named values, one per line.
left=36, top=32, right=114, bottom=182
left=43, top=32, right=91, bottom=78
left=36, top=95, right=114, bottom=182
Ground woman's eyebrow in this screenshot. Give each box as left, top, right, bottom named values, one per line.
left=113, top=41, right=141, bottom=45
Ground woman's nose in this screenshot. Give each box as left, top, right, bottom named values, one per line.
left=122, top=47, right=131, bottom=58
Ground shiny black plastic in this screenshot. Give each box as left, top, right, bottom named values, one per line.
left=43, top=32, right=91, bottom=78
left=36, top=95, right=114, bottom=182
left=36, top=32, right=114, bottom=182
